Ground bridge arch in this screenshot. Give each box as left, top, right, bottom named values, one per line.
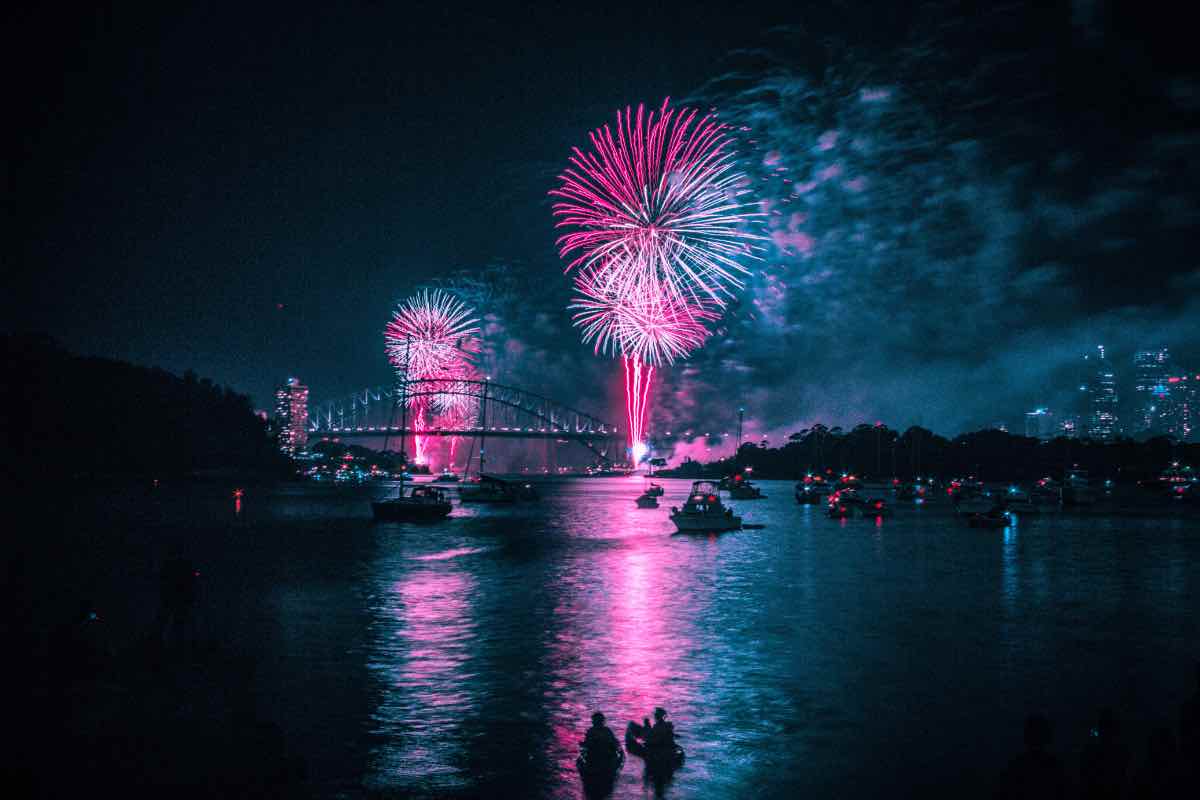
left=308, top=378, right=621, bottom=462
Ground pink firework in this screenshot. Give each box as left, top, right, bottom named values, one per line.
left=385, top=289, right=480, bottom=379
left=551, top=99, right=761, bottom=460
left=384, top=289, right=481, bottom=464
left=571, top=263, right=716, bottom=367
left=551, top=98, right=764, bottom=308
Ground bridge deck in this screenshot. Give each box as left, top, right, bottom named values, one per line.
left=316, top=427, right=620, bottom=440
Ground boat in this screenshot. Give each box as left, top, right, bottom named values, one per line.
left=795, top=482, right=826, bottom=505
left=371, top=485, right=453, bottom=522
left=795, top=474, right=829, bottom=505
left=967, top=508, right=1011, bottom=529
left=624, top=721, right=685, bottom=771
left=1063, top=467, right=1095, bottom=506
left=826, top=488, right=868, bottom=518
left=862, top=497, right=892, bottom=517
left=726, top=473, right=766, bottom=499
left=635, top=491, right=659, bottom=508
left=433, top=470, right=460, bottom=483
left=370, top=344, right=452, bottom=523
left=1138, top=461, right=1197, bottom=495
left=458, top=474, right=519, bottom=503
left=894, top=481, right=927, bottom=501
left=644, top=481, right=664, bottom=497
left=669, top=481, right=742, bottom=532
left=1005, top=481, right=1061, bottom=514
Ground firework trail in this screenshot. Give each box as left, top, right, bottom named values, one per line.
left=384, top=289, right=481, bottom=465
left=552, top=99, right=762, bottom=459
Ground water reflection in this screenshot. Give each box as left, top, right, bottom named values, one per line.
left=534, top=492, right=714, bottom=797
left=367, top=552, right=477, bottom=793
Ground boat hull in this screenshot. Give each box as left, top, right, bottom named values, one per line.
left=371, top=501, right=452, bottom=522
left=670, top=514, right=742, bottom=532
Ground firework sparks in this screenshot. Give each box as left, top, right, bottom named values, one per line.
left=384, top=289, right=481, bottom=465
left=551, top=98, right=765, bottom=308
left=552, top=99, right=762, bottom=460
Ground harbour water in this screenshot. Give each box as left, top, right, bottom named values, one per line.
left=41, top=478, right=1200, bottom=797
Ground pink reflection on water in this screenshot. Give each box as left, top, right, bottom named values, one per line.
left=369, top=564, right=476, bottom=790
left=542, top=495, right=715, bottom=789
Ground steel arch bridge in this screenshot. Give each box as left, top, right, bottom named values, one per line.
left=308, top=378, right=621, bottom=462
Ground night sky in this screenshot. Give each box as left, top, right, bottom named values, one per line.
left=10, top=2, right=1199, bottom=441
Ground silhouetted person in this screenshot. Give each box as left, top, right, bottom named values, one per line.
left=158, top=545, right=200, bottom=653
left=1130, top=725, right=1182, bottom=799
left=1080, top=708, right=1129, bottom=800
left=647, top=707, right=676, bottom=751
left=582, top=712, right=621, bottom=764
left=995, top=714, right=1067, bottom=800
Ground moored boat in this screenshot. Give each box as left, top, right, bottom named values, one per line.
left=371, top=485, right=453, bottom=522
left=727, top=473, right=766, bottom=499
left=670, top=481, right=742, bottom=532
left=458, top=474, right=518, bottom=503
left=967, top=508, right=1011, bottom=529
left=635, top=491, right=659, bottom=508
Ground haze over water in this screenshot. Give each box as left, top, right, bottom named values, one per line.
left=58, top=478, right=1199, bottom=797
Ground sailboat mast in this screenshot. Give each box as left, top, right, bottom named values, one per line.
left=398, top=338, right=410, bottom=491
left=478, top=377, right=489, bottom=477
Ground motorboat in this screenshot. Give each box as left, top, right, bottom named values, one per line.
left=795, top=473, right=829, bottom=505
left=1006, top=481, right=1061, bottom=514
left=1138, top=461, right=1197, bottom=495
left=670, top=481, right=742, bottom=532
left=643, top=481, right=664, bottom=497
left=371, top=485, right=453, bottom=522
left=458, top=474, right=518, bottom=503
left=1029, top=477, right=1063, bottom=506
left=635, top=491, right=659, bottom=508
left=433, top=471, right=460, bottom=483
left=826, top=487, right=867, bottom=518
left=726, top=473, right=766, bottom=499
left=458, top=474, right=539, bottom=503
left=862, top=497, right=892, bottom=517
left=894, top=481, right=927, bottom=501
left=967, top=508, right=1011, bottom=529
left=794, top=482, right=826, bottom=505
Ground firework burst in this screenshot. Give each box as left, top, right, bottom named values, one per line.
left=552, top=99, right=761, bottom=460
left=551, top=98, right=764, bottom=308
left=384, top=289, right=481, bottom=465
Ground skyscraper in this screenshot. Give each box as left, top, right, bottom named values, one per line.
left=1164, top=372, right=1197, bottom=442
left=1132, top=347, right=1171, bottom=435
left=275, top=377, right=309, bottom=455
left=1083, top=346, right=1118, bottom=440
left=1024, top=408, right=1056, bottom=440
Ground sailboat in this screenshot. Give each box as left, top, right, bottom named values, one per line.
left=371, top=340, right=452, bottom=522
left=457, top=379, right=538, bottom=503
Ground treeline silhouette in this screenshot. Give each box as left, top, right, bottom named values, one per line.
left=663, top=423, right=1199, bottom=483
left=5, top=334, right=288, bottom=482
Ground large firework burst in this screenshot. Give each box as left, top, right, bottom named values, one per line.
left=551, top=99, right=761, bottom=460
left=551, top=98, right=764, bottom=308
